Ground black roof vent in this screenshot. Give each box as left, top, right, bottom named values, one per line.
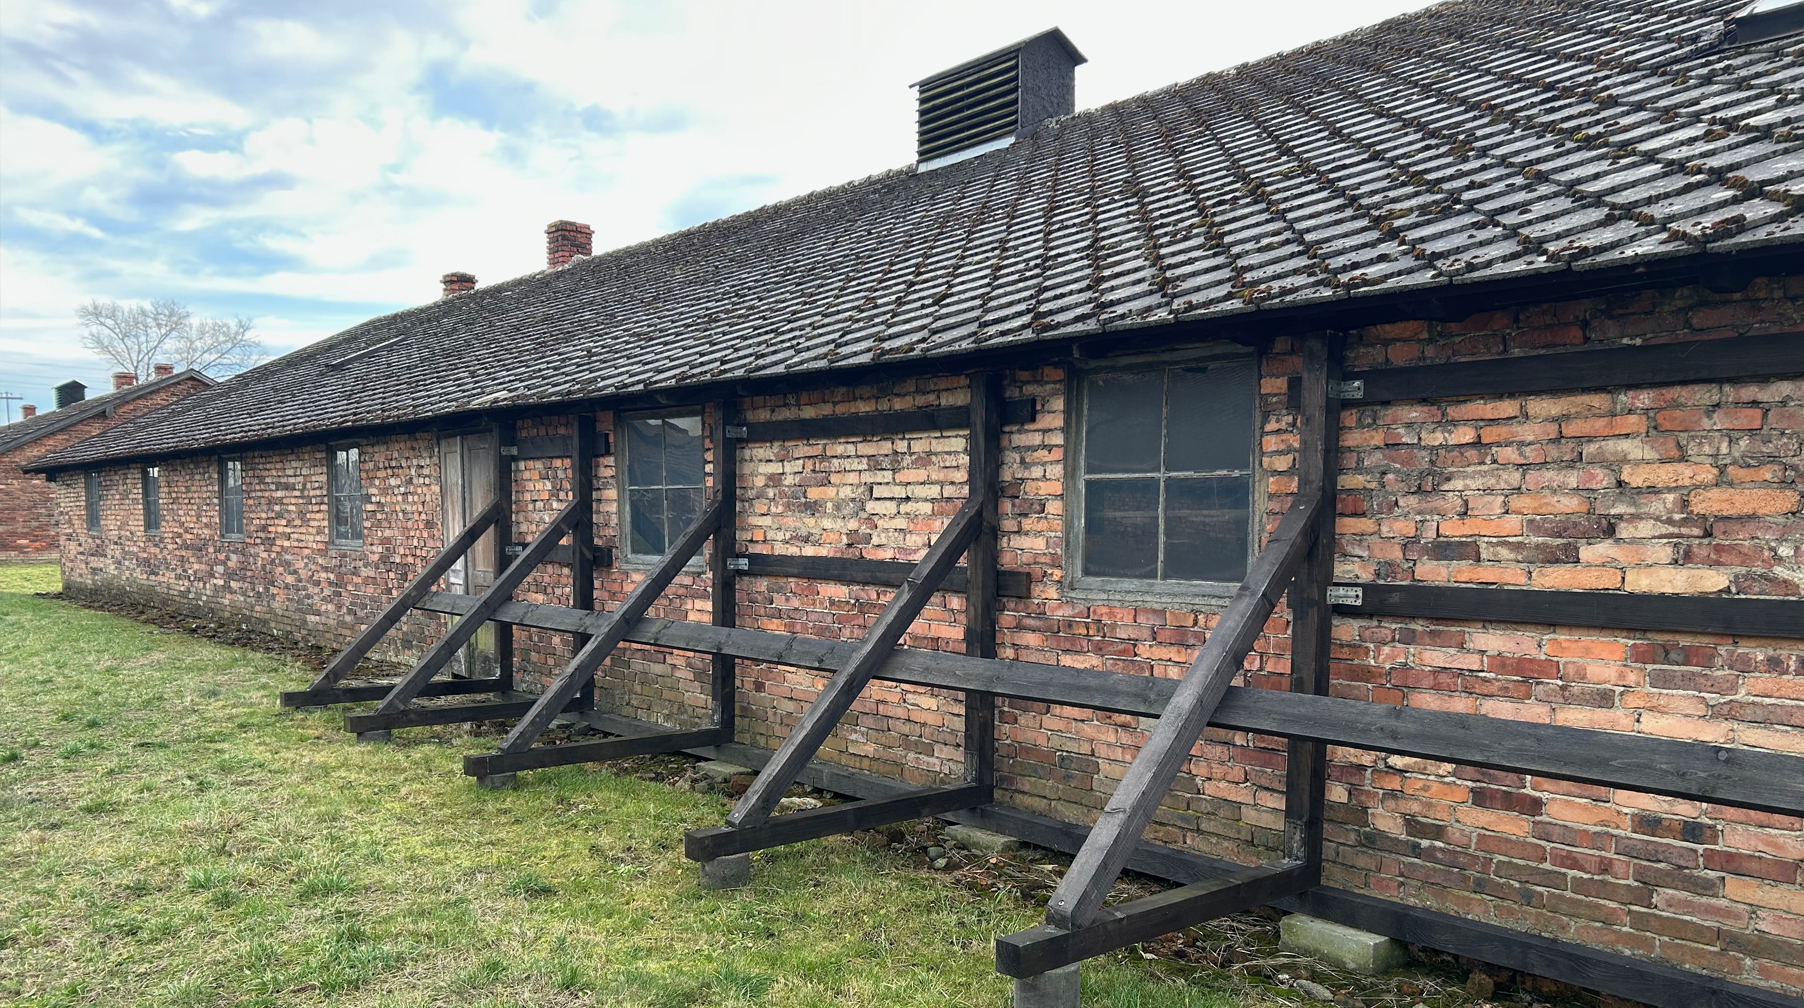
left=912, top=28, right=1085, bottom=171
left=54, top=380, right=86, bottom=410
left=1726, top=0, right=1804, bottom=45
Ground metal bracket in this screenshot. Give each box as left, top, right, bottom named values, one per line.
left=726, top=557, right=749, bottom=571
left=1326, top=586, right=1363, bottom=606
left=505, top=544, right=525, bottom=557
left=1329, top=380, right=1365, bottom=400
left=500, top=445, right=519, bottom=456
left=725, top=425, right=748, bottom=439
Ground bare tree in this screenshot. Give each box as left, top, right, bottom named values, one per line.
left=76, top=299, right=265, bottom=379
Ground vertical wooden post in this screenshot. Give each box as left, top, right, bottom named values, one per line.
left=964, top=372, right=1003, bottom=787
left=495, top=420, right=516, bottom=692
left=710, top=400, right=738, bottom=738
left=1284, top=334, right=1340, bottom=866
left=571, top=413, right=597, bottom=709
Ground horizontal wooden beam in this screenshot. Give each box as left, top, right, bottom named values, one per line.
left=567, top=714, right=1804, bottom=1008
left=509, top=542, right=613, bottom=568
left=343, top=694, right=579, bottom=733
left=995, top=860, right=1318, bottom=977
left=684, top=783, right=992, bottom=860
left=461, top=727, right=728, bottom=777
left=1288, top=331, right=1804, bottom=406
left=737, top=397, right=1035, bottom=442
left=1335, top=581, right=1803, bottom=639
left=414, top=595, right=1804, bottom=814
left=280, top=676, right=507, bottom=708
left=736, top=553, right=1031, bottom=598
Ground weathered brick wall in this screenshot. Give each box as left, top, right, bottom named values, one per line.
left=57, top=433, right=449, bottom=662
left=1, top=377, right=209, bottom=560
left=54, top=274, right=1804, bottom=993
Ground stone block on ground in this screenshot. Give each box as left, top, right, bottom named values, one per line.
left=697, top=853, right=751, bottom=890
left=945, top=824, right=1020, bottom=854
left=1012, top=963, right=1079, bottom=1008
left=1279, top=914, right=1407, bottom=974
left=695, top=760, right=754, bottom=784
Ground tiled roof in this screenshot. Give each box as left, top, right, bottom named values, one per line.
left=0, top=370, right=214, bottom=457
left=35, top=0, right=1804, bottom=470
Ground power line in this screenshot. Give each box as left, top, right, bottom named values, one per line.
left=0, top=392, right=21, bottom=425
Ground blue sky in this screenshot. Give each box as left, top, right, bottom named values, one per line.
left=0, top=0, right=1438, bottom=421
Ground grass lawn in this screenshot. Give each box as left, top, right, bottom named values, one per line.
left=0, top=564, right=1259, bottom=1008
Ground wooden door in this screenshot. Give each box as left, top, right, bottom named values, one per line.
left=440, top=431, right=499, bottom=678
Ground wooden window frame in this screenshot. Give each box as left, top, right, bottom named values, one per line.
left=84, top=471, right=101, bottom=533
left=220, top=456, right=245, bottom=541
left=617, top=407, right=707, bottom=566
left=141, top=466, right=161, bottom=534
left=1063, top=345, right=1260, bottom=604
left=328, top=444, right=364, bottom=549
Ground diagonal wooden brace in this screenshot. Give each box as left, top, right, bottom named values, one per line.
left=371, top=499, right=579, bottom=715
left=463, top=727, right=729, bottom=777
left=724, top=495, right=985, bottom=828
left=487, top=492, right=730, bottom=756
left=997, top=859, right=1318, bottom=977
left=686, top=783, right=991, bottom=860
left=1043, top=493, right=1323, bottom=930
left=307, top=500, right=503, bottom=690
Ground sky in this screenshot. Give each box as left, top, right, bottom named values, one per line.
left=0, top=0, right=1443, bottom=423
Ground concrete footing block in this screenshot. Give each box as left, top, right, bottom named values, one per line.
left=695, top=760, right=754, bottom=784
left=1013, top=964, right=1079, bottom=1007
left=298, top=705, right=327, bottom=713
left=1279, top=913, right=1407, bottom=974
left=475, top=773, right=516, bottom=790
left=945, top=824, right=1021, bottom=855
left=697, top=853, right=751, bottom=890
left=354, top=730, right=391, bottom=744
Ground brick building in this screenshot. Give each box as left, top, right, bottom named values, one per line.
left=0, top=367, right=213, bottom=561
left=28, top=2, right=1804, bottom=1005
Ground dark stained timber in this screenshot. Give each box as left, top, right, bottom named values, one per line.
left=343, top=696, right=579, bottom=732
left=684, top=783, right=991, bottom=860
left=462, top=727, right=728, bottom=777
left=1335, top=582, right=1804, bottom=638
left=734, top=553, right=1031, bottom=598
left=418, top=595, right=1804, bottom=815
left=514, top=434, right=571, bottom=459
left=305, top=499, right=503, bottom=690
left=1287, top=331, right=1804, bottom=406
left=995, top=860, right=1319, bottom=977
left=737, top=397, right=1035, bottom=442
left=281, top=677, right=506, bottom=707
left=1286, top=335, right=1337, bottom=867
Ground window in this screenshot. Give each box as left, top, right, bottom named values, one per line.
left=141, top=466, right=161, bottom=533
left=329, top=446, right=363, bottom=546
left=621, top=411, right=704, bottom=559
left=220, top=457, right=244, bottom=540
left=1073, top=354, right=1257, bottom=587
left=85, top=472, right=101, bottom=532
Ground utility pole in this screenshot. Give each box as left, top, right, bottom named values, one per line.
left=0, top=392, right=21, bottom=425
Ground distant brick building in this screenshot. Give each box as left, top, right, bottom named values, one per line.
left=0, top=367, right=212, bottom=561
left=27, top=3, right=1804, bottom=1005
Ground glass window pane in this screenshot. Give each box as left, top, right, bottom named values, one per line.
left=663, top=415, right=705, bottom=487
left=1082, top=478, right=1159, bottom=579
left=1083, top=371, right=1163, bottom=475
left=1164, top=476, right=1250, bottom=582
left=1166, top=359, right=1256, bottom=473
left=628, top=488, right=665, bottom=556
left=626, top=418, right=664, bottom=488
left=664, top=486, right=703, bottom=547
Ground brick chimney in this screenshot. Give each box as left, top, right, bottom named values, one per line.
left=546, top=220, right=593, bottom=268
left=20, top=404, right=36, bottom=419
left=153, top=363, right=174, bottom=378
left=441, top=271, right=476, bottom=298
left=114, top=372, right=137, bottom=391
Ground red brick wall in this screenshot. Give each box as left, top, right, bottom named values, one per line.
left=1, top=377, right=208, bottom=560
left=54, top=275, right=1804, bottom=993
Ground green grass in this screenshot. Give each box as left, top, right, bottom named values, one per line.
left=0, top=563, right=1258, bottom=1007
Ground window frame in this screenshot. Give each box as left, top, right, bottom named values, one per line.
left=141, top=466, right=161, bottom=534
left=220, top=456, right=245, bottom=541
left=84, top=471, right=101, bottom=533
left=1063, top=344, right=1262, bottom=605
left=328, top=444, right=365, bottom=549
left=616, top=407, right=708, bottom=566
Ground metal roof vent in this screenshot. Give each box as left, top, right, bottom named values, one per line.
left=1726, top=0, right=1804, bottom=45
left=913, top=28, right=1085, bottom=172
